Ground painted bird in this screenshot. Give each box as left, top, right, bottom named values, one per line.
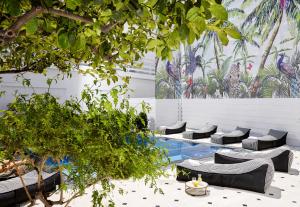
left=166, top=61, right=182, bottom=98
left=277, top=54, right=296, bottom=78
left=247, top=63, right=253, bottom=71
left=280, top=0, right=290, bottom=9
left=277, top=53, right=299, bottom=97
left=166, top=61, right=179, bottom=80
left=186, top=46, right=197, bottom=76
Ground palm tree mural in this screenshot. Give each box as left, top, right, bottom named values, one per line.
left=155, top=69, right=175, bottom=99
left=242, top=0, right=300, bottom=96
left=232, top=29, right=260, bottom=73
left=155, top=51, right=183, bottom=99
left=183, top=45, right=198, bottom=98
left=201, top=0, right=244, bottom=71
left=155, top=0, right=300, bottom=99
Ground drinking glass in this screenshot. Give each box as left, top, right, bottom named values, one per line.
left=198, top=174, right=202, bottom=182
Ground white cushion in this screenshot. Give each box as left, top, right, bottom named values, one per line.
left=225, top=130, right=244, bottom=137
left=198, top=124, right=215, bottom=133
left=182, top=159, right=201, bottom=167
left=258, top=135, right=277, bottom=141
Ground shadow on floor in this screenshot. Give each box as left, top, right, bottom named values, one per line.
left=265, top=186, right=282, bottom=199
left=288, top=168, right=299, bottom=175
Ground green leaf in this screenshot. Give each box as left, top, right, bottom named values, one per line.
left=25, top=18, right=38, bottom=35
left=216, top=30, right=229, bottom=45
left=57, top=32, right=70, bottom=49
left=186, top=7, right=199, bottom=21
left=4, top=0, right=20, bottom=15
left=147, top=39, right=163, bottom=50
left=147, top=39, right=157, bottom=49
left=187, top=30, right=196, bottom=44
left=209, top=4, right=228, bottom=20
left=101, top=9, right=112, bottom=17
left=145, top=0, right=158, bottom=8
left=74, top=33, right=86, bottom=50
left=193, top=16, right=206, bottom=35
left=224, top=27, right=241, bottom=39
left=65, top=0, right=82, bottom=10
left=179, top=24, right=189, bottom=40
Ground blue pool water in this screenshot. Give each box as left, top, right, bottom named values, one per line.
left=154, top=137, right=232, bottom=162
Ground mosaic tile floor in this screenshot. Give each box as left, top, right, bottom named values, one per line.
left=25, top=134, right=300, bottom=207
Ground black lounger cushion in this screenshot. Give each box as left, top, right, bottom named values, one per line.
left=0, top=171, right=60, bottom=207
left=176, top=158, right=274, bottom=193
left=242, top=129, right=288, bottom=151
left=215, top=147, right=293, bottom=172
left=160, top=122, right=187, bottom=135
left=183, top=125, right=218, bottom=139
left=211, top=127, right=251, bottom=144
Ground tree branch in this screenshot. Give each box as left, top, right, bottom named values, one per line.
left=0, top=68, right=34, bottom=74
left=46, top=8, right=93, bottom=24
left=0, top=6, right=118, bottom=45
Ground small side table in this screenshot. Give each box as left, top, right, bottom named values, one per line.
left=185, top=181, right=208, bottom=196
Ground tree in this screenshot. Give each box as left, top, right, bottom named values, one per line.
left=0, top=0, right=239, bottom=77
left=200, top=0, right=243, bottom=71
left=155, top=68, right=176, bottom=99
left=242, top=0, right=300, bottom=96
left=0, top=85, right=168, bottom=206
left=232, top=29, right=259, bottom=73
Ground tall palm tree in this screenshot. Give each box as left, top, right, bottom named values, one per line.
left=232, top=29, right=260, bottom=73
left=242, top=0, right=300, bottom=96
left=155, top=68, right=175, bottom=99
left=200, top=0, right=244, bottom=71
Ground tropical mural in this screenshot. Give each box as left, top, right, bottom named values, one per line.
left=155, top=0, right=300, bottom=99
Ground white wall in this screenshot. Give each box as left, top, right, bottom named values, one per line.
left=181, top=98, right=300, bottom=147
left=0, top=67, right=155, bottom=110
left=155, top=99, right=180, bottom=128
left=0, top=69, right=81, bottom=110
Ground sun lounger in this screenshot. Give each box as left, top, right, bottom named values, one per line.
left=176, top=158, right=274, bottom=193
left=242, top=129, right=288, bottom=151
left=182, top=125, right=217, bottom=139
left=211, top=127, right=251, bottom=144
left=215, top=147, right=293, bottom=172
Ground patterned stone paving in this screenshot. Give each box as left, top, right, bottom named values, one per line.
left=25, top=134, right=300, bottom=207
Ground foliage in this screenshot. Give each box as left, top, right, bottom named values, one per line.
left=155, top=68, right=175, bottom=99
left=259, top=64, right=290, bottom=98
left=0, top=85, right=168, bottom=206
left=240, top=0, right=300, bottom=97
left=0, top=0, right=240, bottom=77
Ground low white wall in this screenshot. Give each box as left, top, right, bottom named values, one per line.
left=155, top=99, right=180, bottom=128
left=182, top=98, right=300, bottom=147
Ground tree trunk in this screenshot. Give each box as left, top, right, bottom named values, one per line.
left=154, top=57, right=159, bottom=74
left=243, top=55, right=247, bottom=74
left=56, top=158, right=64, bottom=204
left=201, top=67, right=205, bottom=79
left=251, top=11, right=283, bottom=97
left=191, top=74, right=194, bottom=98
left=214, top=36, right=221, bottom=71
left=258, top=11, right=283, bottom=71
left=13, top=162, right=34, bottom=205
left=36, top=158, right=52, bottom=207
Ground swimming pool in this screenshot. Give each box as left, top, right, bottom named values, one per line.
left=154, top=137, right=233, bottom=162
